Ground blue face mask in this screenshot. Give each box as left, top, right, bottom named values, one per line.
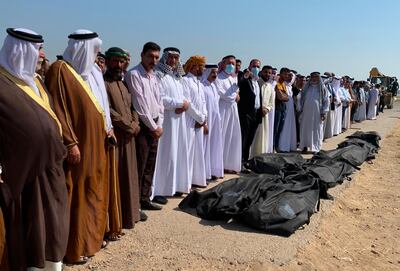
left=224, top=64, right=235, bottom=74
left=251, top=67, right=260, bottom=77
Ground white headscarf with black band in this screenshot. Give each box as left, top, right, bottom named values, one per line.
left=63, top=29, right=102, bottom=81
left=201, top=64, right=218, bottom=84
left=63, top=29, right=112, bottom=131
left=0, top=28, right=43, bottom=95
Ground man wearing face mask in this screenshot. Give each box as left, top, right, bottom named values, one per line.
left=238, top=59, right=261, bottom=163
left=215, top=55, right=242, bottom=173
left=201, top=64, right=224, bottom=181
left=182, top=55, right=208, bottom=187
left=298, top=72, right=329, bottom=153
left=152, top=47, right=191, bottom=199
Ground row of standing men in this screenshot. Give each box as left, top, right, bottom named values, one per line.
left=0, top=27, right=382, bottom=270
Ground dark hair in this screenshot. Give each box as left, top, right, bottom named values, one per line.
left=279, top=67, right=290, bottom=75
left=375, top=84, right=381, bottom=88
left=222, top=55, right=236, bottom=60
left=236, top=59, right=241, bottom=64
left=142, top=42, right=161, bottom=54
left=262, top=65, right=273, bottom=71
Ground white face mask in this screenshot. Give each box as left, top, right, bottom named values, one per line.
left=224, top=63, right=235, bottom=74
left=251, top=67, right=260, bottom=77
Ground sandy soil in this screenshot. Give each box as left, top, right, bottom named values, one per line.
left=65, top=104, right=400, bottom=271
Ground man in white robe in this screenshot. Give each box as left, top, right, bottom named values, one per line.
left=367, top=84, right=379, bottom=120
left=340, top=78, right=353, bottom=130
left=267, top=68, right=277, bottom=153
left=251, top=65, right=274, bottom=157
left=152, top=47, right=191, bottom=197
left=331, top=77, right=343, bottom=136
left=278, top=71, right=297, bottom=152
left=353, top=83, right=367, bottom=122
left=201, top=64, right=224, bottom=180
left=323, top=75, right=335, bottom=140
left=182, top=56, right=208, bottom=187
left=215, top=55, right=241, bottom=173
left=359, top=86, right=367, bottom=121
left=298, top=72, right=329, bottom=153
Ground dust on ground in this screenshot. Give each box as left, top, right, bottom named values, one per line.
left=65, top=105, right=400, bottom=271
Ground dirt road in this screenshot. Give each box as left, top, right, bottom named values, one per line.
left=65, top=104, right=400, bottom=271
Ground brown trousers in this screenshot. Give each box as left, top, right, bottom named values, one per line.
left=135, top=122, right=158, bottom=203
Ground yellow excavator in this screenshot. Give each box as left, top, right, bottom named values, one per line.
left=369, top=67, right=397, bottom=109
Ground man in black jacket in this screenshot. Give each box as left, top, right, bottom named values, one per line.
left=238, top=59, right=261, bottom=162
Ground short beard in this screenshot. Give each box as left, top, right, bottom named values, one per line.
left=107, top=69, right=123, bottom=81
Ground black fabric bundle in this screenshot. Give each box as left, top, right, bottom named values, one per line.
left=244, top=153, right=305, bottom=176
left=179, top=131, right=381, bottom=236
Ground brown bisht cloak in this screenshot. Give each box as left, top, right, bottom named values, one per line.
left=0, top=68, right=69, bottom=270
left=45, top=60, right=109, bottom=262
left=104, top=76, right=141, bottom=228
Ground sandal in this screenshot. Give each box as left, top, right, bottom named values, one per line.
left=101, top=239, right=110, bottom=248
left=71, top=256, right=88, bottom=265
left=108, top=235, right=120, bottom=242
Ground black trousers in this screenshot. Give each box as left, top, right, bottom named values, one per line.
left=135, top=122, right=158, bottom=203
left=379, top=97, right=385, bottom=112
left=274, top=109, right=286, bottom=150
left=350, top=104, right=358, bottom=121
left=239, top=111, right=259, bottom=162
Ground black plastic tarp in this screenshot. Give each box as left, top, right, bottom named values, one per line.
left=179, top=131, right=381, bottom=236
left=179, top=173, right=319, bottom=236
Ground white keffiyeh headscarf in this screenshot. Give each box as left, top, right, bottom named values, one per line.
left=155, top=50, right=185, bottom=79
left=63, top=29, right=102, bottom=81
left=201, top=64, right=218, bottom=84
left=0, top=28, right=42, bottom=95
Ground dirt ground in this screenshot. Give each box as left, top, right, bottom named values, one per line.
left=65, top=103, right=400, bottom=271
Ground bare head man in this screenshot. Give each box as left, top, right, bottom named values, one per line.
left=260, top=65, right=273, bottom=82
left=141, top=42, right=160, bottom=72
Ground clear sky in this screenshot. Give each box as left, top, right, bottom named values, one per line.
left=1, top=0, right=399, bottom=79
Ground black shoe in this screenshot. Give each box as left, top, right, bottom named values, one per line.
left=173, top=192, right=184, bottom=197
left=240, top=164, right=251, bottom=174
left=152, top=195, right=168, bottom=205
left=141, top=201, right=162, bottom=210
left=139, top=209, right=148, bottom=221
left=206, top=178, right=218, bottom=185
